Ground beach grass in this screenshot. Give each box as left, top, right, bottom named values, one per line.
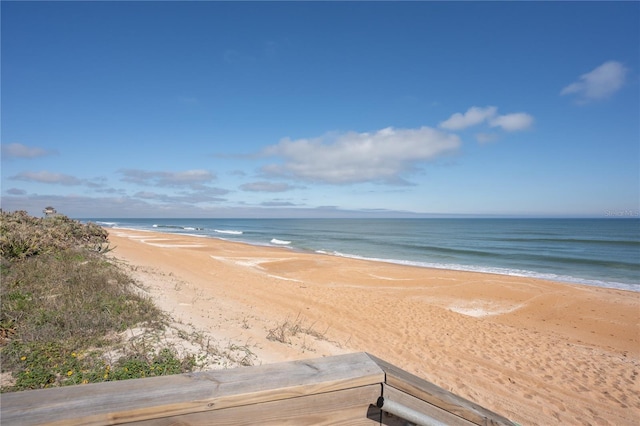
left=267, top=313, right=329, bottom=345
left=0, top=211, right=200, bottom=391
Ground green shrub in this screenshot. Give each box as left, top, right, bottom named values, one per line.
left=0, top=211, right=195, bottom=392
left=0, top=210, right=109, bottom=260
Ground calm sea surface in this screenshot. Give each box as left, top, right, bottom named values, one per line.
left=86, top=218, right=640, bottom=292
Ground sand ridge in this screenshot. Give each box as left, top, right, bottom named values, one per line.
left=106, top=228, right=639, bottom=426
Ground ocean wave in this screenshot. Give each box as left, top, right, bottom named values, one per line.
left=89, top=218, right=638, bottom=292
left=271, top=238, right=291, bottom=245
left=215, top=229, right=243, bottom=235
left=152, top=224, right=203, bottom=230
left=314, top=250, right=637, bottom=292
left=496, top=236, right=640, bottom=247
left=96, top=221, right=118, bottom=227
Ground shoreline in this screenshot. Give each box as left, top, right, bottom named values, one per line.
left=108, top=225, right=638, bottom=293
left=104, top=227, right=639, bottom=426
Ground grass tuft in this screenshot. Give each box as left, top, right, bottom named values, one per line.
left=266, top=313, right=329, bottom=346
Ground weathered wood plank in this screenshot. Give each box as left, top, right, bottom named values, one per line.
left=366, top=353, right=516, bottom=426
left=1, top=352, right=384, bottom=425
left=381, top=384, right=476, bottom=426
left=2, top=352, right=518, bottom=426
left=129, top=384, right=382, bottom=425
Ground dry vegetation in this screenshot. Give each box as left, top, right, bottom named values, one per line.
left=266, top=313, right=329, bottom=345
left=0, top=210, right=254, bottom=392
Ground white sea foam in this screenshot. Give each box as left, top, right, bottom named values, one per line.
left=214, top=229, right=243, bottom=235
left=152, top=224, right=203, bottom=230
left=271, top=238, right=291, bottom=245
left=315, top=250, right=638, bottom=292
left=96, top=221, right=118, bottom=227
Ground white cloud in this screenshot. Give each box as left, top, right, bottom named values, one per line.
left=489, top=113, right=534, bottom=131
left=6, top=188, right=27, bottom=195
left=11, top=171, right=83, bottom=186
left=261, top=200, right=297, bottom=207
left=120, top=169, right=216, bottom=189
left=561, top=61, right=628, bottom=102
left=440, top=106, right=533, bottom=133
left=240, top=181, right=297, bottom=192
left=117, top=169, right=229, bottom=201
left=0, top=193, right=430, bottom=219
left=1, top=143, right=57, bottom=159
left=439, top=106, right=498, bottom=130
left=131, top=189, right=227, bottom=205
left=475, top=133, right=499, bottom=144
left=134, top=191, right=162, bottom=200
left=262, top=126, right=460, bottom=184
left=167, top=170, right=213, bottom=184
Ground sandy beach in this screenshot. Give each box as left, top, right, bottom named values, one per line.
left=105, top=228, right=639, bottom=426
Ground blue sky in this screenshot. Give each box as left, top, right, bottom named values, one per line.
left=1, top=1, right=638, bottom=218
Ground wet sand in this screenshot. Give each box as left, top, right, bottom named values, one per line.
left=106, top=228, right=639, bottom=426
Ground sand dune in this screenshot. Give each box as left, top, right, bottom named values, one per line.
left=106, top=228, right=639, bottom=426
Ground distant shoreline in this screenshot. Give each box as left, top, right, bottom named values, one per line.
left=95, top=217, right=640, bottom=293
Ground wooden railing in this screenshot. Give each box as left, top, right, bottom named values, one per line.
left=1, top=352, right=516, bottom=425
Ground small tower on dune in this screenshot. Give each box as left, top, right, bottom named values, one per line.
left=43, top=206, right=58, bottom=217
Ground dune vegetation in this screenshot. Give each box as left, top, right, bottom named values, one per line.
left=0, top=211, right=198, bottom=392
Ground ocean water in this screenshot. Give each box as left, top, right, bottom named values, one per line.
left=87, top=218, right=640, bottom=292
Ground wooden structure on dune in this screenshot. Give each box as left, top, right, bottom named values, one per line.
left=1, top=352, right=517, bottom=426
left=42, top=206, right=58, bottom=218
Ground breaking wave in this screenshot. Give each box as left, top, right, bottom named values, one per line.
left=214, top=229, right=243, bottom=235
left=270, top=238, right=291, bottom=245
